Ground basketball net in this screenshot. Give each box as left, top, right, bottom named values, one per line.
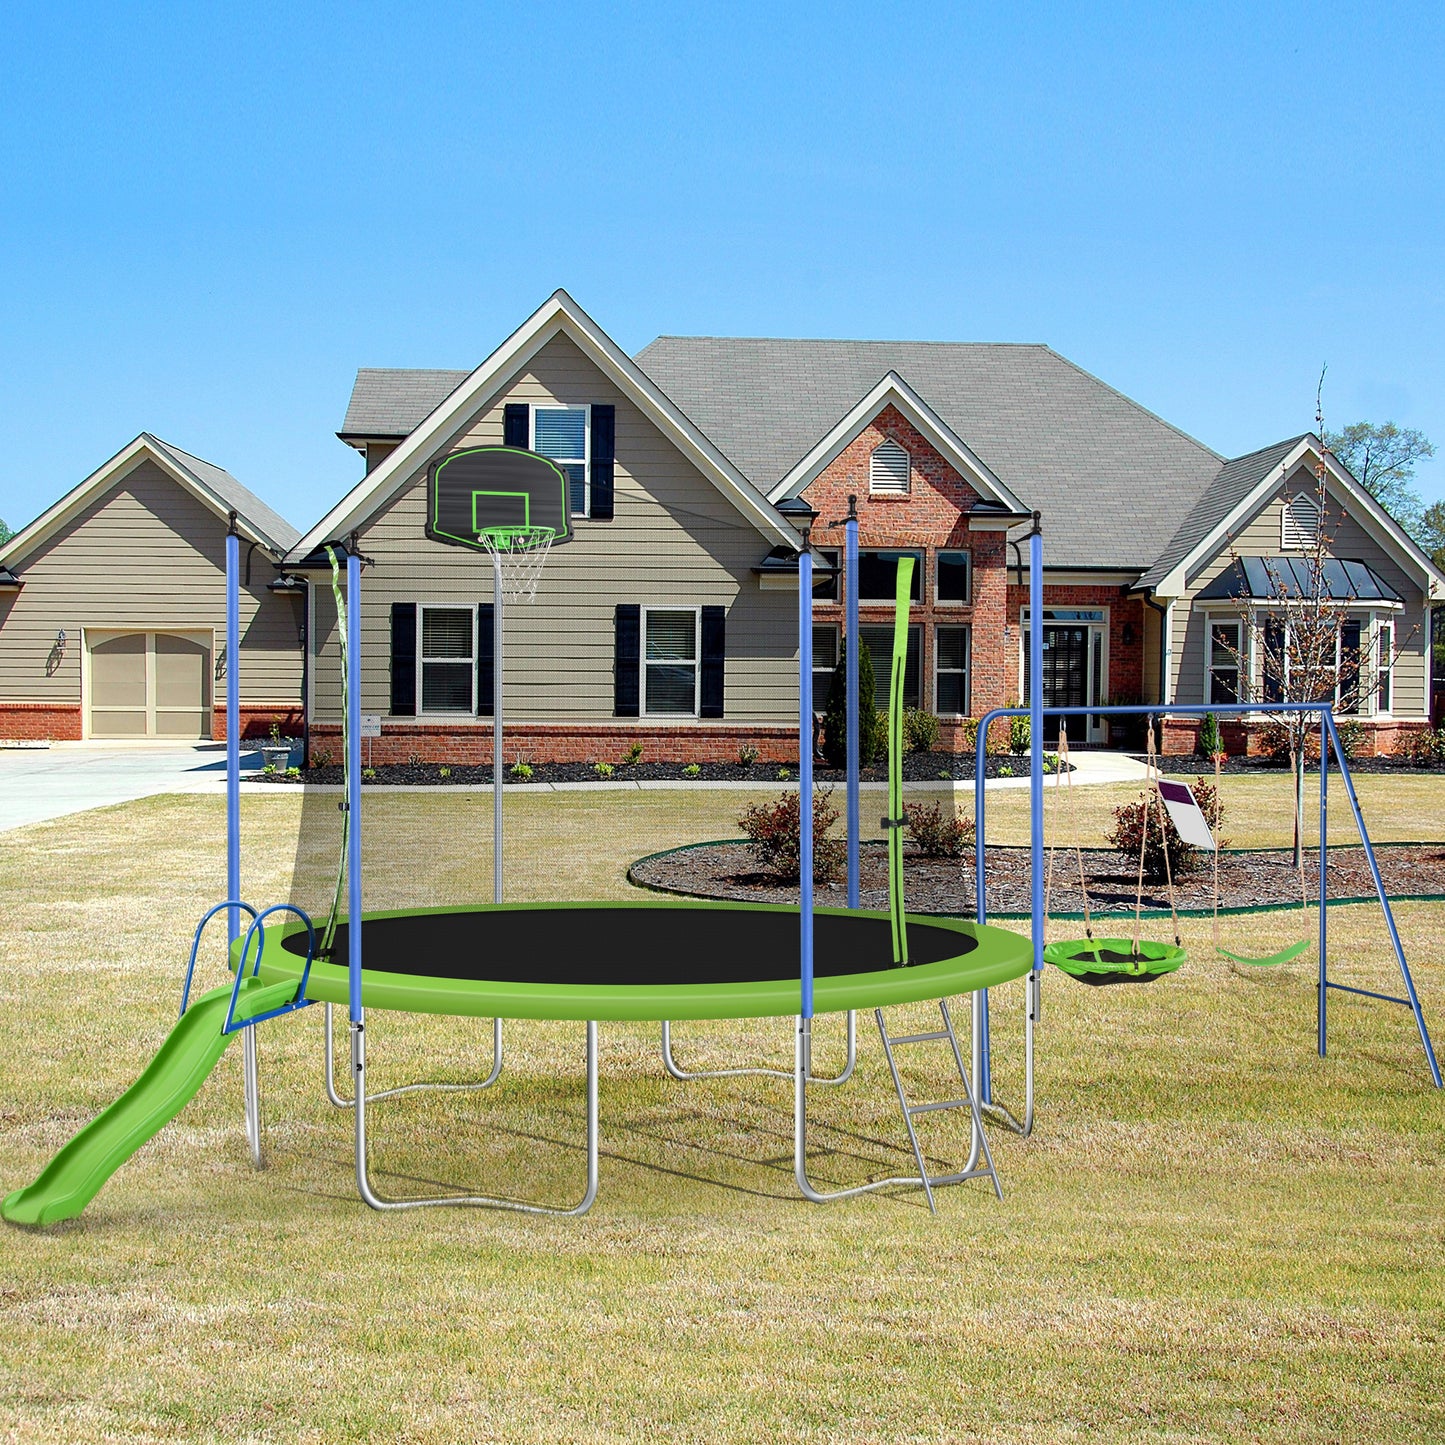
left=479, top=526, right=554, bottom=603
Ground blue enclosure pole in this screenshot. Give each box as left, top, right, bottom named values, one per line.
left=799, top=542, right=815, bottom=1020
left=225, top=520, right=241, bottom=945
left=347, top=546, right=363, bottom=1026
left=845, top=497, right=860, bottom=910
left=1028, top=515, right=1044, bottom=982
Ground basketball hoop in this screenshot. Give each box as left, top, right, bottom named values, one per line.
left=478, top=525, right=555, bottom=603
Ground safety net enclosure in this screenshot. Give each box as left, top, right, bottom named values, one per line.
left=275, top=446, right=1034, bottom=1217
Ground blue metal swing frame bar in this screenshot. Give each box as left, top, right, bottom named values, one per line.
left=970, top=698, right=1442, bottom=1105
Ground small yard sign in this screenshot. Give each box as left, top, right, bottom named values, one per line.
left=1156, top=779, right=1216, bottom=851
left=359, top=715, right=381, bottom=739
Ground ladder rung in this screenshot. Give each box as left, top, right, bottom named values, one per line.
left=907, top=1098, right=971, bottom=1115
left=889, top=1029, right=953, bottom=1044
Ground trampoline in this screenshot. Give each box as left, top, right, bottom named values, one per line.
left=259, top=901, right=1032, bottom=1020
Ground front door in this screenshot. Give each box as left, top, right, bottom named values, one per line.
left=1022, top=610, right=1108, bottom=744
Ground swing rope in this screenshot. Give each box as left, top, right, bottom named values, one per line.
left=1211, top=741, right=1313, bottom=968
left=1141, top=718, right=1183, bottom=954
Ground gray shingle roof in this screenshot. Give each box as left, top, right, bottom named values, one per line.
left=1134, top=436, right=1306, bottom=592
left=340, top=368, right=470, bottom=438
left=145, top=434, right=301, bottom=554
left=633, top=337, right=1226, bottom=570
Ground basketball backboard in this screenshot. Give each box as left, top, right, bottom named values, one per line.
left=426, top=447, right=573, bottom=551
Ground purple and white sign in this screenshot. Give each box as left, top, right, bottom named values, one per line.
left=1156, top=779, right=1217, bottom=851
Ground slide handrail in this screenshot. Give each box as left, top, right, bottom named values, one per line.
left=223, top=905, right=317, bottom=1035
left=180, top=901, right=258, bottom=1017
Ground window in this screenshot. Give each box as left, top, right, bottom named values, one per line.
left=859, top=623, right=922, bottom=709
left=1377, top=620, right=1394, bottom=714
left=1337, top=619, right=1363, bottom=714
left=532, top=406, right=589, bottom=518
left=420, top=607, right=475, bottom=713
left=857, top=550, right=924, bottom=602
left=812, top=625, right=838, bottom=713
left=869, top=439, right=910, bottom=495
left=935, top=626, right=970, bottom=716
left=813, top=548, right=840, bottom=602
left=1281, top=491, right=1321, bottom=550
left=936, top=551, right=971, bottom=604
left=643, top=608, right=699, bottom=716
left=1207, top=619, right=1241, bottom=704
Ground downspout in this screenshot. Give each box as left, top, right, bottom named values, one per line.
left=1142, top=591, right=1172, bottom=705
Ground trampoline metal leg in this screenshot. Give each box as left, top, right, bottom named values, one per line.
left=243, top=1026, right=263, bottom=1168
left=660, top=1010, right=857, bottom=1085
left=325, top=1002, right=502, bottom=1107
left=352, top=1017, right=599, bottom=1216
left=975, top=975, right=1037, bottom=1139
left=793, top=1015, right=999, bottom=1210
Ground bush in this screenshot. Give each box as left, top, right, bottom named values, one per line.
left=594, top=761, right=614, bottom=778
left=510, top=760, right=533, bottom=780
left=624, top=742, right=644, bottom=765
left=1399, top=726, right=1445, bottom=766
left=902, top=708, right=940, bottom=754
left=738, top=788, right=845, bottom=882
left=903, top=802, right=975, bottom=858
left=1107, top=781, right=1224, bottom=880
left=311, top=747, right=334, bottom=769
left=1009, top=714, right=1030, bottom=756
left=682, top=763, right=701, bottom=777
left=1333, top=719, right=1367, bottom=761
left=956, top=717, right=979, bottom=753
left=1257, top=721, right=1320, bottom=764
left=737, top=744, right=760, bottom=767
left=821, top=640, right=883, bottom=769
left=1197, top=712, right=1223, bottom=759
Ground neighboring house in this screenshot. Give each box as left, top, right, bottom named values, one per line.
left=0, top=435, right=304, bottom=742
left=308, top=291, right=1441, bottom=759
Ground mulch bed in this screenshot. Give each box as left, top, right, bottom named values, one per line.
left=628, top=840, right=1445, bottom=916
left=268, top=750, right=1061, bottom=787
left=1154, top=755, right=1445, bottom=776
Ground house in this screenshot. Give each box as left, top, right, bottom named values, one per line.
left=0, top=435, right=304, bottom=742
left=293, top=291, right=1442, bottom=761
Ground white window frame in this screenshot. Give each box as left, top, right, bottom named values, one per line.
left=530, top=403, right=591, bottom=519
left=812, top=623, right=839, bottom=714
left=1376, top=617, right=1395, bottom=716
left=934, top=624, right=971, bottom=717
left=1247, top=607, right=1401, bottom=717
left=641, top=605, right=701, bottom=719
left=869, top=438, right=911, bottom=496
left=1204, top=614, right=1244, bottom=706
left=1281, top=491, right=1322, bottom=550
left=417, top=604, right=477, bottom=716
left=935, top=549, right=972, bottom=606
left=857, top=549, right=925, bottom=603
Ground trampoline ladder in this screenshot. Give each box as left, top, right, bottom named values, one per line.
left=874, top=999, right=1002, bottom=1211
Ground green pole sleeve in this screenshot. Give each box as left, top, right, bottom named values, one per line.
left=889, top=557, right=914, bottom=964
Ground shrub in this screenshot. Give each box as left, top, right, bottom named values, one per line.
left=821, top=640, right=883, bottom=769
left=903, top=802, right=975, bottom=858
left=956, top=717, right=979, bottom=753
left=1009, top=714, right=1030, bottom=755
left=1197, top=712, right=1223, bottom=759
left=510, top=760, right=533, bottom=780
left=777, top=767, right=791, bottom=781
left=311, top=747, right=334, bottom=769
left=738, top=788, right=845, bottom=882
left=594, top=761, right=614, bottom=778
left=903, top=708, right=940, bottom=754
left=287, top=766, right=302, bottom=779
left=1107, top=781, right=1224, bottom=880
left=1333, top=719, right=1367, bottom=761
left=361, top=767, right=376, bottom=781
left=1399, top=726, right=1445, bottom=767
left=682, top=763, right=701, bottom=777
left=737, top=743, right=760, bottom=767
left=1257, top=721, right=1320, bottom=764
left=624, top=742, right=644, bottom=765
left=261, top=763, right=276, bottom=776
left=438, top=766, right=451, bottom=779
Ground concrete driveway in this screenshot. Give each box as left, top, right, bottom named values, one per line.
left=0, top=743, right=263, bottom=833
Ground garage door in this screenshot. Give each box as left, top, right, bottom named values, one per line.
left=88, top=631, right=212, bottom=738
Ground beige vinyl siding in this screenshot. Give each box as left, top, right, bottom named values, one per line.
left=309, top=334, right=797, bottom=725
left=0, top=458, right=304, bottom=717
left=1168, top=464, right=1430, bottom=715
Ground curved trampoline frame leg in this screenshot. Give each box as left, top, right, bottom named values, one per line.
left=792, top=1013, right=1000, bottom=1213
left=324, top=1002, right=503, bottom=1107
left=660, top=1010, right=857, bottom=1085
left=243, top=1026, right=263, bottom=1167
left=351, top=1016, right=598, bottom=1216
left=973, top=975, right=1037, bottom=1139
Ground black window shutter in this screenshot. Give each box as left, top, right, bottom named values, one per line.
left=390, top=603, right=416, bottom=716
left=476, top=603, right=495, bottom=717
left=700, top=606, right=726, bottom=718
left=590, top=404, right=615, bottom=521
left=614, top=604, right=641, bottom=716
left=503, top=403, right=529, bottom=448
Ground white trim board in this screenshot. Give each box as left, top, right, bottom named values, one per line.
left=287, top=290, right=800, bottom=559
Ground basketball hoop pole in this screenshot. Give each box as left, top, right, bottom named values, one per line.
left=492, top=549, right=503, bottom=904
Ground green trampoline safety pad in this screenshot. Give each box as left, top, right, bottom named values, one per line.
left=248, top=901, right=1034, bottom=1022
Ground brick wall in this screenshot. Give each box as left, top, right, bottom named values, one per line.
left=1160, top=717, right=1427, bottom=758
left=0, top=704, right=83, bottom=741
left=800, top=404, right=1008, bottom=748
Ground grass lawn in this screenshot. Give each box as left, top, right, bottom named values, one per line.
left=1, top=774, right=1442, bottom=1443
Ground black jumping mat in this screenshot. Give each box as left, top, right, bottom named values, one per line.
left=282, top=905, right=976, bottom=988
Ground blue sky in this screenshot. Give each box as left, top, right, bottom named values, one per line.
left=2, top=1, right=1442, bottom=536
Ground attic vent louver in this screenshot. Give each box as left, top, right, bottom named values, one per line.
left=1282, top=491, right=1321, bottom=550
left=870, top=439, right=910, bottom=495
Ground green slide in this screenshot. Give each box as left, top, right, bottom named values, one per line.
left=2, top=977, right=298, bottom=1227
